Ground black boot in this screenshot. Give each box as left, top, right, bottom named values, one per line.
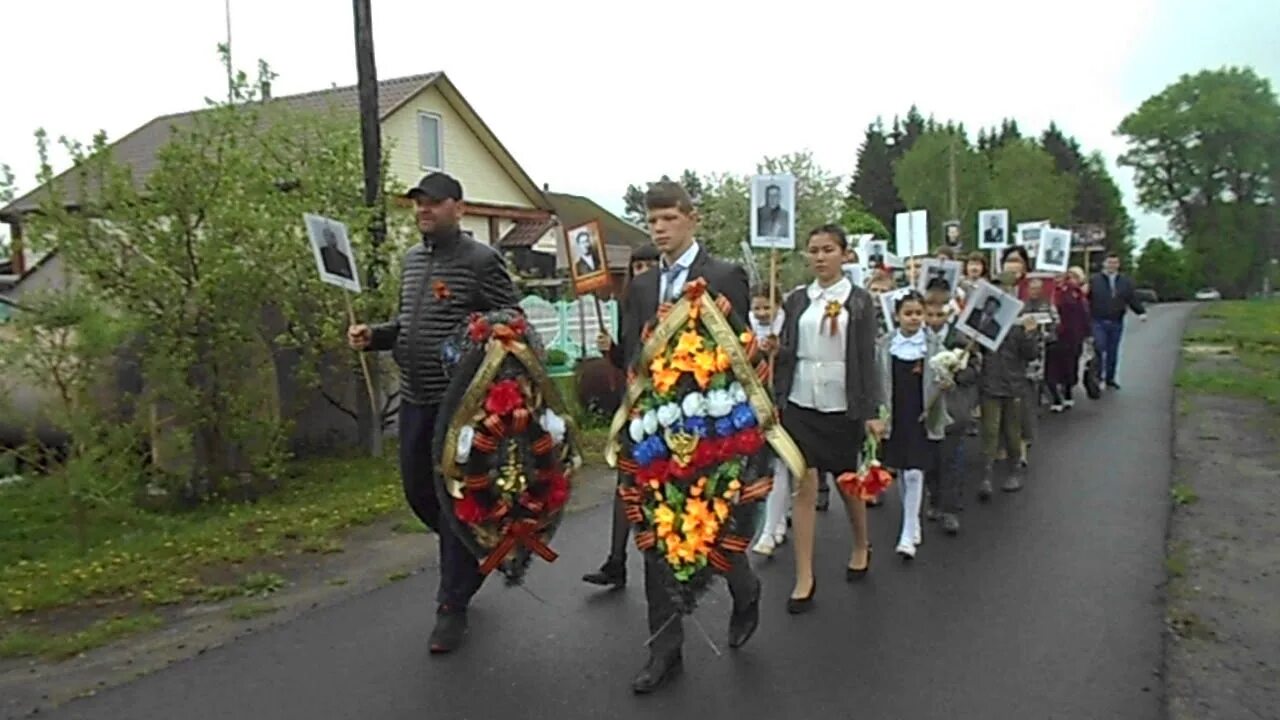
left=429, top=605, right=468, bottom=654
left=632, top=652, right=683, bottom=694
left=582, top=561, right=626, bottom=588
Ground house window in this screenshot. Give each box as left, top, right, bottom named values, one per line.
left=418, top=112, right=442, bottom=170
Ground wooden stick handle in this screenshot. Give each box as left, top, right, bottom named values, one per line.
left=345, top=292, right=380, bottom=419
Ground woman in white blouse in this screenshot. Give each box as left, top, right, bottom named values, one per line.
left=774, top=225, right=886, bottom=614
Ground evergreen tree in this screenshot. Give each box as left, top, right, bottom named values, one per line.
left=1040, top=122, right=1085, bottom=176
left=848, top=120, right=900, bottom=233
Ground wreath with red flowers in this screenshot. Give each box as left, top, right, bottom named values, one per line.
left=434, top=309, right=579, bottom=583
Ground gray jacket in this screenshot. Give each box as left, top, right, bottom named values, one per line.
left=877, top=330, right=949, bottom=442
left=368, top=229, right=519, bottom=406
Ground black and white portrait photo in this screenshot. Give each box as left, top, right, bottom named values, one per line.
left=304, top=213, right=361, bottom=293
left=1037, top=228, right=1071, bottom=273
left=943, top=220, right=962, bottom=249
left=955, top=280, right=1024, bottom=352
left=916, top=258, right=963, bottom=295
left=863, top=239, right=889, bottom=270
left=1017, top=220, right=1048, bottom=249
left=977, top=209, right=1010, bottom=249
left=750, top=174, right=796, bottom=249
left=563, top=220, right=611, bottom=294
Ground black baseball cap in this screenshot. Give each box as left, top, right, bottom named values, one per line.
left=403, top=172, right=463, bottom=202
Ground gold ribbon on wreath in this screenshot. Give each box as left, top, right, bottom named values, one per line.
left=440, top=339, right=584, bottom=499
left=605, top=289, right=806, bottom=480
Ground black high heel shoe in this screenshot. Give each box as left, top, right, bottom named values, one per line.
left=846, top=547, right=873, bottom=581
left=786, top=578, right=817, bottom=614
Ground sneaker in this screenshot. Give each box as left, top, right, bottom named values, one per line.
left=942, top=513, right=960, bottom=535
left=1063, top=398, right=1075, bottom=409
left=751, top=535, right=777, bottom=557
left=429, top=605, right=468, bottom=654
left=1002, top=465, right=1025, bottom=493
left=978, top=465, right=994, bottom=501
left=924, top=501, right=941, bottom=522
left=1050, top=404, right=1065, bottom=413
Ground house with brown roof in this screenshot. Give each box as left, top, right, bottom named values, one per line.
left=499, top=189, right=652, bottom=298
left=0, top=72, right=556, bottom=280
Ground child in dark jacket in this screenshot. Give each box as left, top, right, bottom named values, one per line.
left=976, top=277, right=1042, bottom=498
left=922, top=289, right=981, bottom=534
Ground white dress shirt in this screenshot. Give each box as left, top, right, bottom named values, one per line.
left=658, top=241, right=701, bottom=303
left=788, top=277, right=852, bottom=413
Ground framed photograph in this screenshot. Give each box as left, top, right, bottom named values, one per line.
left=955, top=280, right=1025, bottom=352
left=894, top=209, right=929, bottom=258
left=977, top=209, right=1010, bottom=249
left=304, top=213, right=361, bottom=293
left=942, top=219, right=962, bottom=249
left=564, top=220, right=611, bottom=294
left=862, top=238, right=889, bottom=270
left=841, top=262, right=864, bottom=289
left=879, top=286, right=917, bottom=336
left=917, top=258, right=963, bottom=295
left=1017, top=220, right=1048, bottom=248
left=749, top=174, right=796, bottom=249
left=1037, top=228, right=1071, bottom=273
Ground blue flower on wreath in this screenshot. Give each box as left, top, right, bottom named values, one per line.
left=714, top=416, right=736, bottom=438
left=731, top=403, right=757, bottom=430
left=681, top=417, right=709, bottom=438
left=633, top=435, right=669, bottom=466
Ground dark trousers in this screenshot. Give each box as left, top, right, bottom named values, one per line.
left=645, top=504, right=759, bottom=658
left=399, top=401, right=484, bottom=609
left=602, top=476, right=631, bottom=570
left=1046, top=341, right=1082, bottom=402
left=1092, top=318, right=1124, bottom=383
left=926, top=434, right=966, bottom=514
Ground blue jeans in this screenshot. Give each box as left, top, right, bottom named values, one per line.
left=1093, top=318, right=1124, bottom=384
left=399, top=402, right=484, bottom=609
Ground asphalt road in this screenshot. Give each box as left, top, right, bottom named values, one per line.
left=41, top=304, right=1192, bottom=720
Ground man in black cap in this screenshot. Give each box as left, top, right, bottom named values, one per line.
left=348, top=171, right=519, bottom=654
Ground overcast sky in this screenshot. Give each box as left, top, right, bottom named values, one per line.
left=3, top=0, right=1278, bottom=251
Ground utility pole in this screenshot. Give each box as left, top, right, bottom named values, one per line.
left=353, top=0, right=387, bottom=456
left=224, top=0, right=233, bottom=102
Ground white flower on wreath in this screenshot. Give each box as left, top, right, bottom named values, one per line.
left=541, top=408, right=567, bottom=446
left=681, top=392, right=708, bottom=418
left=656, top=402, right=682, bottom=428
left=629, top=417, right=646, bottom=444
left=455, top=425, right=475, bottom=464
left=729, top=381, right=748, bottom=405
left=642, top=409, right=659, bottom=436
left=706, top=389, right=734, bottom=418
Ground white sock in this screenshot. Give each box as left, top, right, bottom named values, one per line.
left=899, top=469, right=924, bottom=547
left=765, top=459, right=791, bottom=537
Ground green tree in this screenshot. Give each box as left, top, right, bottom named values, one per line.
left=847, top=120, right=899, bottom=233
left=893, top=129, right=990, bottom=253
left=23, top=55, right=401, bottom=504
left=1118, top=66, right=1280, bottom=295
left=0, top=163, right=13, bottom=257
left=622, top=169, right=704, bottom=223
left=1075, top=153, right=1137, bottom=267
left=987, top=139, right=1076, bottom=227
left=1134, top=237, right=1192, bottom=299
left=839, top=201, right=891, bottom=239
left=697, top=151, right=845, bottom=289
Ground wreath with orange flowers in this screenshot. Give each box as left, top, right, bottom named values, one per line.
left=613, top=279, right=790, bottom=609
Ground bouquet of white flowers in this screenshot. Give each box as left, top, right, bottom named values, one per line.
left=928, top=347, right=970, bottom=387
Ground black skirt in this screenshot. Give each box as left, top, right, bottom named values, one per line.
left=782, top=402, right=863, bottom=476
left=883, top=357, right=939, bottom=472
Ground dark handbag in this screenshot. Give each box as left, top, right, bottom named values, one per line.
left=1082, top=339, right=1102, bottom=400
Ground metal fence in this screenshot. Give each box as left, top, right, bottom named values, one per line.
left=517, top=295, right=619, bottom=372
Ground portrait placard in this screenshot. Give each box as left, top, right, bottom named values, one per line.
left=564, top=220, right=611, bottom=294
left=304, top=213, right=361, bottom=293
left=749, top=174, right=796, bottom=249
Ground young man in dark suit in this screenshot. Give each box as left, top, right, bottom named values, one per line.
left=596, top=180, right=759, bottom=694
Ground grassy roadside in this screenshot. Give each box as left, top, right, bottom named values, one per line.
left=0, top=454, right=402, bottom=659
left=1165, top=299, right=1280, bottom=718
left=1176, top=298, right=1280, bottom=405
left=0, top=410, right=615, bottom=661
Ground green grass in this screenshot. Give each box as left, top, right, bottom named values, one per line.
left=1179, top=299, right=1280, bottom=405
left=228, top=602, right=280, bottom=621
left=0, top=454, right=399, bottom=616
left=1171, top=482, right=1199, bottom=507
left=0, top=613, right=163, bottom=660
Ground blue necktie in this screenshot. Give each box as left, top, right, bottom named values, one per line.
left=663, top=263, right=684, bottom=302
